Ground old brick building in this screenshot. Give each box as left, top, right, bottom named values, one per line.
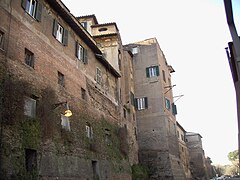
left=0, top=0, right=138, bottom=179
left=176, top=122, right=192, bottom=180
left=185, top=132, right=209, bottom=180
left=124, top=38, right=186, bottom=179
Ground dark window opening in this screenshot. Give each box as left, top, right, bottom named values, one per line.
left=98, top=27, right=108, bottom=32
left=58, top=71, right=64, bottom=87
left=25, top=149, right=37, bottom=172
left=0, top=31, right=4, bottom=50
left=81, top=88, right=87, bottom=100
left=92, top=160, right=99, bottom=179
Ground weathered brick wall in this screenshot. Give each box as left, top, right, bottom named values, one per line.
left=0, top=0, right=133, bottom=179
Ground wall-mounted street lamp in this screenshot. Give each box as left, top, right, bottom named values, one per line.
left=54, top=101, right=72, bottom=117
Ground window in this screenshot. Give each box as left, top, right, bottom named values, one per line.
left=146, top=66, right=159, bottom=77
left=25, top=48, right=34, bottom=68
left=81, top=88, right=87, bottom=100
left=0, top=31, right=4, bottom=50
left=132, top=47, right=139, bottom=54
left=181, top=134, right=184, bottom=141
left=53, top=20, right=68, bottom=45
left=75, top=42, right=88, bottom=64
left=24, top=96, right=36, bottom=118
left=172, top=103, right=177, bottom=115
left=162, top=70, right=166, bottom=82
left=177, top=131, right=180, bottom=138
left=96, top=68, right=102, bottom=85
left=165, top=98, right=171, bottom=110
left=123, top=108, right=127, bottom=118
left=58, top=71, right=64, bottom=87
left=105, top=128, right=111, bottom=145
left=130, top=91, right=135, bottom=106
left=21, top=0, right=42, bottom=21
left=81, top=22, right=87, bottom=29
left=92, top=160, right=99, bottom=179
left=25, top=149, right=37, bottom=172
left=86, top=123, right=93, bottom=139
left=61, top=114, right=70, bottom=131
left=135, top=97, right=148, bottom=110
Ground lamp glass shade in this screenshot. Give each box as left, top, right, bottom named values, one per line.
left=64, top=109, right=72, bottom=117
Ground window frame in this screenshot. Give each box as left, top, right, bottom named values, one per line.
left=0, top=30, right=4, bottom=50
left=86, top=123, right=93, bottom=139
left=135, top=97, right=148, bottom=110
left=58, top=71, right=65, bottom=87
left=21, top=0, right=42, bottom=21
left=25, top=48, right=34, bottom=68
left=24, top=96, right=37, bottom=118
left=53, top=19, right=68, bottom=46
left=146, top=66, right=159, bottom=78
left=96, top=67, right=102, bottom=85
left=165, top=98, right=171, bottom=110
left=75, top=42, right=88, bottom=64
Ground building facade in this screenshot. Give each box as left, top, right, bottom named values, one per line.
left=0, top=0, right=137, bottom=179
left=185, top=132, right=209, bottom=180
left=124, top=38, right=186, bottom=179
left=176, top=122, right=192, bottom=180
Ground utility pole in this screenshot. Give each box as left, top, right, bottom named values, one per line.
left=223, top=0, right=240, bottom=167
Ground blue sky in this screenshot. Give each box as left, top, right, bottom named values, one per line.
left=61, top=0, right=239, bottom=165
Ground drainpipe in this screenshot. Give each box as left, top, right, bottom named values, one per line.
left=224, top=0, right=240, bottom=166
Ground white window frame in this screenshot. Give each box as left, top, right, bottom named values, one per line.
left=137, top=97, right=146, bottom=110
left=149, top=67, right=157, bottom=77
left=56, top=23, right=64, bottom=43
left=132, top=47, right=139, bottom=54
left=86, top=124, right=93, bottom=139
left=96, top=68, right=102, bottom=85
left=26, top=0, right=37, bottom=17
left=77, top=44, right=84, bottom=60
left=24, top=97, right=36, bottom=118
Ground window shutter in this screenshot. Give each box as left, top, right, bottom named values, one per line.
left=52, top=19, right=58, bottom=37
left=156, top=66, right=160, bottom=76
left=134, top=98, right=138, bottom=110
left=21, top=0, right=27, bottom=10
left=146, top=67, right=150, bottom=77
left=35, top=2, right=42, bottom=21
left=83, top=48, right=88, bottom=64
left=172, top=103, right=177, bottom=115
left=144, top=97, right=148, bottom=109
left=75, top=41, right=79, bottom=58
left=63, top=29, right=68, bottom=46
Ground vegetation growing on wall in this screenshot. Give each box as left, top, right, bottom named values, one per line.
left=131, top=164, right=150, bottom=180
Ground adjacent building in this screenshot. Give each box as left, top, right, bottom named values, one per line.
left=176, top=122, right=192, bottom=180
left=124, top=38, right=186, bottom=179
left=186, top=132, right=209, bottom=179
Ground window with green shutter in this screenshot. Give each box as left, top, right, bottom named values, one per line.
left=165, top=98, right=171, bottom=110
left=21, top=0, right=42, bottom=21
left=135, top=97, right=148, bottom=110
left=172, top=103, right=177, bottom=115
left=146, top=66, right=160, bottom=77
left=76, top=42, right=88, bottom=64
left=53, top=20, right=68, bottom=45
